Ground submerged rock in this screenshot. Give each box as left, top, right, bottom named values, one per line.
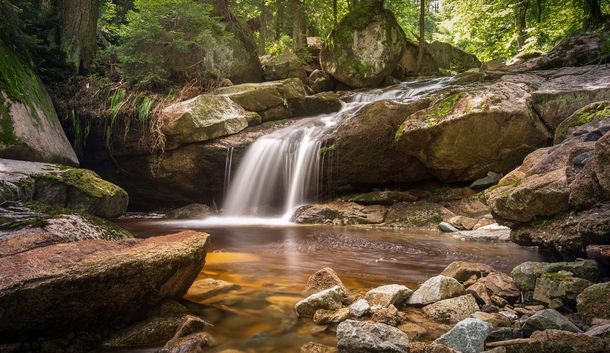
left=407, top=275, right=465, bottom=305
left=433, top=318, right=492, bottom=353
left=0, top=231, right=209, bottom=337
left=336, top=319, right=410, bottom=353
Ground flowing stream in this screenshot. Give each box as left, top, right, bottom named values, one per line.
left=204, top=77, right=453, bottom=225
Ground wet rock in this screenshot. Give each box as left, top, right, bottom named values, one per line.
left=300, top=342, right=338, bottom=353
left=423, top=294, right=480, bottom=324
left=161, top=95, right=253, bottom=149
left=260, top=52, right=306, bottom=81
left=433, top=318, right=492, bottom=353
left=313, top=307, right=350, bottom=325
left=349, top=299, right=370, bottom=318
left=438, top=222, right=459, bottom=233
left=407, top=275, right=465, bottom=305
left=185, top=278, right=238, bottom=301
left=166, top=203, right=214, bottom=219
left=532, top=271, right=592, bottom=309
left=320, top=7, right=406, bottom=88
left=336, top=319, right=410, bottom=353
left=292, top=202, right=386, bottom=225
left=521, top=309, right=581, bottom=336
left=364, top=284, right=413, bottom=309
left=308, top=69, right=335, bottom=93
left=304, top=267, right=348, bottom=296
left=0, top=42, right=78, bottom=166
left=0, top=158, right=128, bottom=218
left=577, top=282, right=610, bottom=324
left=441, top=261, right=495, bottom=284
left=371, top=304, right=402, bottom=326
left=159, top=331, right=214, bottom=353
left=0, top=231, right=209, bottom=337
left=295, top=285, right=346, bottom=318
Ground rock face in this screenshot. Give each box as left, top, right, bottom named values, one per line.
left=260, top=52, right=307, bottom=81
left=433, top=318, right=491, bottom=353
left=336, top=320, right=410, bottom=353
left=161, top=95, right=253, bottom=149
left=407, top=275, right=465, bottom=305
left=320, top=8, right=406, bottom=88
left=0, top=231, right=209, bottom=336
left=0, top=158, right=128, bottom=218
left=425, top=41, right=481, bottom=72
left=0, top=42, right=78, bottom=165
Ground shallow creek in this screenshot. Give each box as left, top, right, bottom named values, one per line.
left=117, top=219, right=545, bottom=353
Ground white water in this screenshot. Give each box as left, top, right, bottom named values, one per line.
left=201, top=77, right=452, bottom=226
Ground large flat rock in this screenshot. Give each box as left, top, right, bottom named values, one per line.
left=0, top=231, right=209, bottom=337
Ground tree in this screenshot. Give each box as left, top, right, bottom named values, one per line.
left=55, top=0, right=99, bottom=73
left=416, top=0, right=425, bottom=71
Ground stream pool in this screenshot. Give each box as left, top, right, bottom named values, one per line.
left=117, top=219, right=545, bottom=352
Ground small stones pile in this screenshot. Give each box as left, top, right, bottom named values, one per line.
left=296, top=262, right=610, bottom=353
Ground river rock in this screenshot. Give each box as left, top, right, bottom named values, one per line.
left=364, top=284, right=413, bottom=309
left=260, top=51, right=307, bottom=81
left=336, top=319, right=410, bottom=353
left=423, top=294, right=480, bottom=324
left=349, top=299, right=370, bottom=318
left=425, top=41, right=481, bottom=72
left=532, top=271, right=592, bottom=309
left=433, top=318, right=492, bottom=353
left=320, top=5, right=406, bottom=88
left=441, top=261, right=495, bottom=284
left=521, top=309, right=581, bottom=336
left=0, top=158, right=128, bottom=218
left=0, top=231, right=209, bottom=337
left=304, top=267, right=348, bottom=296
left=0, top=42, right=78, bottom=166
left=395, top=81, right=551, bottom=182
left=577, top=282, right=610, bottom=324
left=407, top=275, right=465, bottom=305
left=160, top=95, right=252, bottom=149
left=295, top=285, right=346, bottom=317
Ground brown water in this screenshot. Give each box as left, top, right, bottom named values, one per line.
left=117, top=219, right=546, bottom=353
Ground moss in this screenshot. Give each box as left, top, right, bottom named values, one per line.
left=424, top=93, right=465, bottom=127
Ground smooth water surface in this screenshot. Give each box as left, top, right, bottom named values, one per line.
left=118, top=219, right=545, bottom=353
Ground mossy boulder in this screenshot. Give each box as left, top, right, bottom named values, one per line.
left=0, top=158, right=128, bottom=218
left=0, top=41, right=78, bottom=165
left=320, top=8, right=406, bottom=88
left=161, top=95, right=253, bottom=149
left=395, top=81, right=551, bottom=182
left=554, top=101, right=610, bottom=144
left=577, top=282, right=610, bottom=324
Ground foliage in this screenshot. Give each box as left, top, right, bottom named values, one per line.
left=114, top=0, right=233, bottom=89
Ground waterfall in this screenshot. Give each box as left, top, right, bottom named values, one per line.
left=206, top=77, right=453, bottom=224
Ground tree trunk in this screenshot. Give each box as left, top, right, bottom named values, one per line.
left=583, top=0, right=604, bottom=29
left=291, top=0, right=307, bottom=51
left=416, top=0, right=425, bottom=72
left=515, top=0, right=529, bottom=50
left=55, top=0, right=99, bottom=74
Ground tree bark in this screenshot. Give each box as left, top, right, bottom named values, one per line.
left=55, top=0, right=99, bottom=74
left=515, top=0, right=529, bottom=50
left=416, top=0, right=425, bottom=72
left=583, top=0, right=604, bottom=29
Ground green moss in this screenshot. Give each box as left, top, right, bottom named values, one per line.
left=424, top=93, right=465, bottom=127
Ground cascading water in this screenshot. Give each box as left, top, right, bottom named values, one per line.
left=205, top=77, right=453, bottom=225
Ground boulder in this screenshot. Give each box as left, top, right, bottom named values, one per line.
left=160, top=95, right=253, bottom=149
left=0, top=231, right=209, bottom=336
left=422, top=294, right=480, bottom=324
left=395, top=81, right=551, bottom=182
left=336, top=319, right=410, bottom=353
left=292, top=201, right=386, bottom=225
left=433, top=318, right=492, bottom=353
left=320, top=7, right=406, bottom=88
left=440, top=261, right=495, bottom=284
left=364, top=284, right=413, bottom=309
left=0, top=42, right=78, bottom=166
left=295, top=285, right=346, bottom=317
left=425, top=41, right=481, bottom=73
left=577, top=282, right=610, bottom=324
left=407, top=275, right=465, bottom=305
left=260, top=52, right=307, bottom=81
left=0, top=158, right=128, bottom=218
left=521, top=309, right=581, bottom=336
left=532, top=272, right=592, bottom=309
left=304, top=267, right=348, bottom=296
